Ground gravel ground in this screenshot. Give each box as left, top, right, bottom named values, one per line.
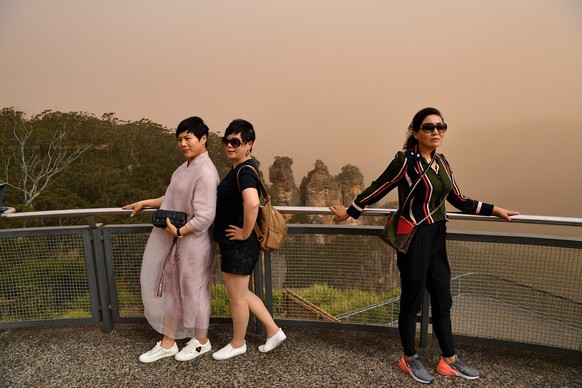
left=1, top=323, right=580, bottom=387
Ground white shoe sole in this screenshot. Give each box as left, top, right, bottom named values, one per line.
left=139, top=348, right=178, bottom=363
left=258, top=329, right=287, bottom=353
left=212, top=343, right=247, bottom=360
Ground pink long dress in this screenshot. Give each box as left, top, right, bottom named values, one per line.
left=140, top=151, right=220, bottom=339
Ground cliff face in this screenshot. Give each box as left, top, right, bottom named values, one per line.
left=335, top=164, right=364, bottom=206
left=269, top=156, right=300, bottom=207
left=268, top=158, right=364, bottom=224
left=299, top=160, right=341, bottom=207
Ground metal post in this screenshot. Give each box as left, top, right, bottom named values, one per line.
left=253, top=254, right=265, bottom=334
left=263, top=251, right=273, bottom=314
left=91, top=227, right=113, bottom=333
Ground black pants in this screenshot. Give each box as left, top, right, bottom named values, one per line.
left=397, top=222, right=455, bottom=357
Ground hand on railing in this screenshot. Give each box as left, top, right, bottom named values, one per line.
left=122, top=202, right=145, bottom=217
left=329, top=205, right=349, bottom=222
left=122, top=197, right=163, bottom=217
left=491, top=206, right=520, bottom=222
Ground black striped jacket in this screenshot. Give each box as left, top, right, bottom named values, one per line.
left=346, top=146, right=494, bottom=225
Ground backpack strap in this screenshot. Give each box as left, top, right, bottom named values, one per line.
left=235, top=164, right=268, bottom=241
left=236, top=164, right=269, bottom=200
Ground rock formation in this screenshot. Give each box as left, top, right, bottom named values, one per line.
left=268, top=156, right=300, bottom=207
left=267, top=157, right=369, bottom=224
left=296, top=160, right=335, bottom=224
left=335, top=164, right=364, bottom=207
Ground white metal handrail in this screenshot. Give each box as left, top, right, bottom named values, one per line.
left=1, top=206, right=581, bottom=228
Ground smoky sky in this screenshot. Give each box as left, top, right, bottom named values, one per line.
left=1, top=0, right=581, bottom=227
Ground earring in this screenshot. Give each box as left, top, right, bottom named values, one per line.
left=246, top=150, right=250, bottom=157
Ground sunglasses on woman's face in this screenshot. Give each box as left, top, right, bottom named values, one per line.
left=420, top=122, right=448, bottom=133
left=221, top=137, right=246, bottom=148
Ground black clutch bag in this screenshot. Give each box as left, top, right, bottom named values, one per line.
left=152, top=209, right=187, bottom=228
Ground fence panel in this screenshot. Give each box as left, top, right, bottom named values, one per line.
left=0, top=227, right=101, bottom=329
left=446, top=234, right=582, bottom=351
left=1, top=209, right=580, bottom=354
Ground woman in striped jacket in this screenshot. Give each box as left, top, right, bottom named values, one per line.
left=330, top=107, right=519, bottom=384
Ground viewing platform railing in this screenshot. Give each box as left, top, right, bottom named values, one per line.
left=1, top=207, right=580, bottom=356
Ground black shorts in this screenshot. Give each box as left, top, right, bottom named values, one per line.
left=219, top=238, right=260, bottom=275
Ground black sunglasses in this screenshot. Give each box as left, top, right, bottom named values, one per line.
left=420, top=122, right=447, bottom=133
left=221, top=137, right=246, bottom=148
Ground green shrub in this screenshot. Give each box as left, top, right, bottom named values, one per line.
left=211, top=284, right=231, bottom=317
left=285, top=283, right=401, bottom=324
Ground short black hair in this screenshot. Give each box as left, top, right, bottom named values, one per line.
left=224, top=119, right=255, bottom=143
left=176, top=116, right=209, bottom=147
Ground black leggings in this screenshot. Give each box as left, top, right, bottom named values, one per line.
left=397, top=222, right=455, bottom=357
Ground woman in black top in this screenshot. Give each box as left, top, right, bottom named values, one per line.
left=331, top=107, right=519, bottom=384
left=212, top=119, right=286, bottom=361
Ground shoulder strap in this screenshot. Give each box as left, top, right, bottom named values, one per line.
left=235, top=164, right=268, bottom=240
left=436, top=153, right=453, bottom=183
left=416, top=194, right=447, bottom=225
left=397, top=151, right=436, bottom=214
left=236, top=164, right=269, bottom=200
left=412, top=153, right=447, bottom=224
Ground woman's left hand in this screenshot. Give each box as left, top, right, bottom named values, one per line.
left=226, top=225, right=250, bottom=240
left=164, top=217, right=179, bottom=237
left=329, top=204, right=350, bottom=222
left=492, top=206, right=520, bottom=222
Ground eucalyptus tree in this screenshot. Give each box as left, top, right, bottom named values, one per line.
left=1, top=108, right=92, bottom=207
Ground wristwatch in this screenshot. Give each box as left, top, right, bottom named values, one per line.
left=176, top=227, right=181, bottom=237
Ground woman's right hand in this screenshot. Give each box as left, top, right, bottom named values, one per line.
left=329, top=204, right=350, bottom=222
left=225, top=224, right=250, bottom=241
left=122, top=201, right=143, bottom=217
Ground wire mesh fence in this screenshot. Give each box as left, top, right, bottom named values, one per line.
left=0, top=229, right=94, bottom=323
left=109, top=231, right=150, bottom=318
left=1, top=223, right=580, bottom=352
left=446, top=239, right=581, bottom=350
left=270, top=233, right=401, bottom=326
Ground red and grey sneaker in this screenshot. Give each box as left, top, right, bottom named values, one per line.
left=436, top=353, right=480, bottom=380
left=399, top=354, right=435, bottom=384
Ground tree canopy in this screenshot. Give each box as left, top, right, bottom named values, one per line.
left=0, top=108, right=232, bottom=213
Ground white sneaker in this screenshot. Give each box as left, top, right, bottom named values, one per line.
left=175, top=338, right=211, bottom=362
left=211, top=342, right=247, bottom=360
left=139, top=341, right=178, bottom=363
left=258, top=328, right=287, bottom=353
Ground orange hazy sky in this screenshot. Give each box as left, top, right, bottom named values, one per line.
left=1, top=1, right=581, bottom=224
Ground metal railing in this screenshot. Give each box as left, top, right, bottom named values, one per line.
left=1, top=207, right=581, bottom=355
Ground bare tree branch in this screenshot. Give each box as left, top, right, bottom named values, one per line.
left=5, top=116, right=92, bottom=206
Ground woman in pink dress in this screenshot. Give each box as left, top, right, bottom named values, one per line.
left=123, top=116, right=220, bottom=363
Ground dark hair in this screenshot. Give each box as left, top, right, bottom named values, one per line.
left=403, top=107, right=444, bottom=150
left=224, top=119, right=256, bottom=151
left=176, top=116, right=209, bottom=147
